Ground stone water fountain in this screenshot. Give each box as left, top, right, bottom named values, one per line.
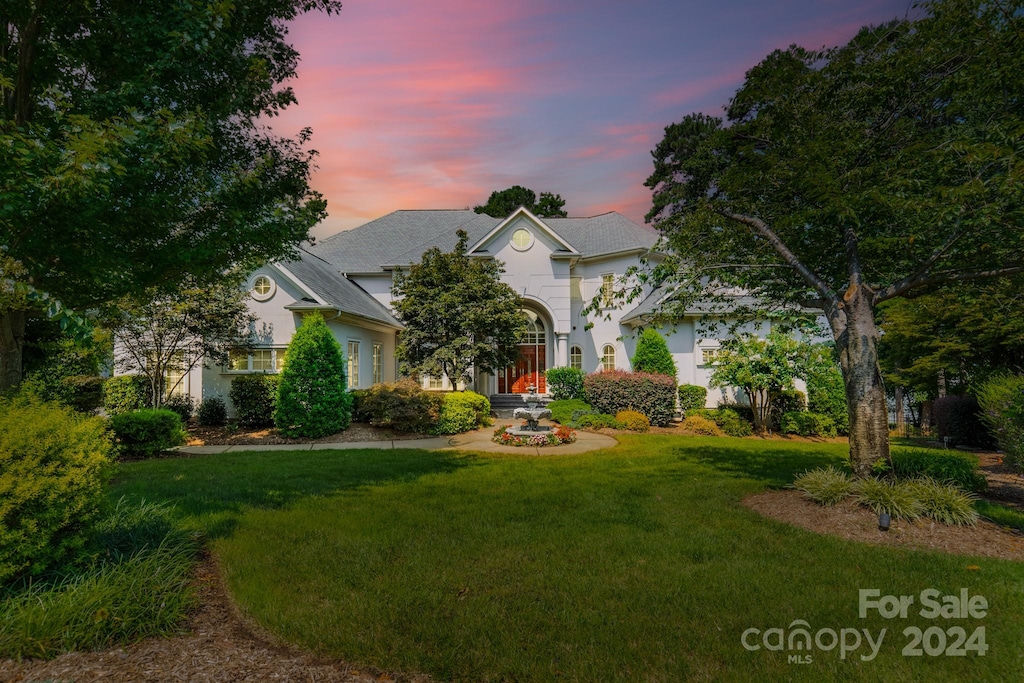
left=509, top=385, right=551, bottom=434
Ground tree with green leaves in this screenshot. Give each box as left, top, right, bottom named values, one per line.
left=473, top=186, right=568, bottom=218
left=103, top=273, right=257, bottom=409
left=392, top=230, right=527, bottom=389
left=631, top=328, right=677, bottom=380
left=709, top=331, right=817, bottom=433
left=274, top=311, right=351, bottom=438
left=0, top=1, right=338, bottom=391
left=642, top=0, right=1024, bottom=475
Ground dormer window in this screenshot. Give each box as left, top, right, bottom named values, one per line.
left=510, top=228, right=534, bottom=251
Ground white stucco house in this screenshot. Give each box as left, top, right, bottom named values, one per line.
left=169, top=207, right=787, bottom=414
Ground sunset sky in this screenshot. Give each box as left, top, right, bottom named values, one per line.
left=272, top=0, right=916, bottom=240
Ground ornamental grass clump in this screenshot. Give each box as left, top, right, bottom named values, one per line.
left=852, top=477, right=924, bottom=521
left=909, top=477, right=979, bottom=526
left=275, top=312, right=352, bottom=438
left=792, top=466, right=853, bottom=506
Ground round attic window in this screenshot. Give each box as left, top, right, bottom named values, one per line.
left=250, top=274, right=276, bottom=301
left=510, top=228, right=533, bottom=251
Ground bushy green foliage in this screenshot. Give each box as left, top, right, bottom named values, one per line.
left=103, top=374, right=150, bottom=416
left=230, top=374, right=279, bottom=428
left=576, top=413, right=620, bottom=430
left=109, top=409, right=186, bottom=459
left=60, top=375, right=106, bottom=413
left=677, top=384, right=707, bottom=413
left=690, top=408, right=754, bottom=437
left=806, top=359, right=849, bottom=434
left=769, top=389, right=805, bottom=428
left=934, top=395, right=993, bottom=448
left=680, top=415, right=724, bottom=436
left=275, top=313, right=352, bottom=438
left=909, top=478, right=979, bottom=526
left=196, top=397, right=227, bottom=426
left=889, top=448, right=986, bottom=492
left=780, top=411, right=837, bottom=438
left=853, top=478, right=925, bottom=521
left=545, top=367, right=586, bottom=401
left=976, top=373, right=1024, bottom=471
left=615, top=410, right=650, bottom=432
left=0, top=399, right=112, bottom=585
left=162, top=394, right=195, bottom=423
left=548, top=399, right=592, bottom=425
left=583, top=371, right=676, bottom=427
left=357, top=380, right=443, bottom=433
left=432, top=391, right=492, bottom=435
left=631, top=329, right=676, bottom=380
left=792, top=466, right=853, bottom=506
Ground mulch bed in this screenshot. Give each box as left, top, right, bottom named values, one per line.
left=1, top=555, right=431, bottom=683
left=186, top=422, right=424, bottom=447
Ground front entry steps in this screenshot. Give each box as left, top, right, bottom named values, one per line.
left=489, top=393, right=551, bottom=419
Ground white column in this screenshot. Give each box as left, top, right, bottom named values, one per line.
left=555, top=333, right=569, bottom=367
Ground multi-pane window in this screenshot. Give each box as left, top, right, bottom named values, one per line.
left=253, top=276, right=272, bottom=296
left=602, top=344, right=616, bottom=372
left=164, top=351, right=186, bottom=398
left=521, top=310, right=545, bottom=344
left=701, top=348, right=720, bottom=366
left=372, top=343, right=383, bottom=384
left=347, top=341, right=360, bottom=389
left=427, top=375, right=444, bottom=390
left=570, top=345, right=583, bottom=370
left=227, top=348, right=285, bottom=373
left=601, top=274, right=615, bottom=307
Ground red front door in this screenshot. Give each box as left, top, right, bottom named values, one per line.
left=499, top=344, right=546, bottom=393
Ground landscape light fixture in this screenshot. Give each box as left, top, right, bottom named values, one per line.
left=878, top=513, right=891, bottom=532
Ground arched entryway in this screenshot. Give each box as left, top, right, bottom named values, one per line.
left=497, top=309, right=548, bottom=394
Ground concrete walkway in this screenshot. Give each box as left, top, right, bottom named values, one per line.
left=175, top=421, right=617, bottom=456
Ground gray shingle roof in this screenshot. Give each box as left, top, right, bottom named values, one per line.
left=308, top=210, right=657, bottom=272
left=281, top=250, right=403, bottom=328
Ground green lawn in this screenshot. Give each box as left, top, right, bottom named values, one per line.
left=112, top=436, right=1024, bottom=682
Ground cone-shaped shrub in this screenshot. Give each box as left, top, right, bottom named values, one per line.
left=275, top=312, right=352, bottom=438
left=631, top=329, right=677, bottom=380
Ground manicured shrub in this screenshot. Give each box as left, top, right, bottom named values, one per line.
left=161, top=394, right=195, bottom=424
left=432, top=391, right=492, bottom=435
left=909, top=478, right=979, bottom=526
left=630, top=329, right=677, bottom=380
left=792, top=466, right=853, bottom=506
left=691, top=408, right=754, bottom=437
left=59, top=375, right=106, bottom=413
left=934, top=395, right=993, bottom=448
left=548, top=399, right=592, bottom=425
left=545, top=367, right=586, bottom=401
left=350, top=388, right=371, bottom=422
left=275, top=312, right=352, bottom=438
left=677, top=384, right=707, bottom=413
left=358, top=380, right=443, bottom=433
left=583, top=370, right=676, bottom=427
left=196, top=397, right=227, bottom=426
left=0, top=399, right=112, bottom=585
left=770, top=389, right=805, bottom=428
left=576, top=413, right=620, bottom=430
left=807, top=362, right=849, bottom=434
left=780, top=411, right=837, bottom=438
left=852, top=478, right=924, bottom=521
left=680, top=415, right=724, bottom=436
left=615, top=410, right=650, bottom=432
left=109, top=409, right=187, bottom=459
left=103, top=374, right=150, bottom=416
left=889, top=448, right=986, bottom=492
left=230, top=374, right=279, bottom=428
left=976, top=373, right=1024, bottom=471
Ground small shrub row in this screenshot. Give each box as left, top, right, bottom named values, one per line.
left=886, top=448, right=986, bottom=493
left=689, top=408, right=754, bottom=437
left=229, top=374, right=279, bottom=428
left=545, top=367, right=585, bottom=401
left=109, top=409, right=187, bottom=459
left=576, top=413, right=621, bottom=430
left=779, top=411, right=837, bottom=438
left=584, top=370, right=676, bottom=427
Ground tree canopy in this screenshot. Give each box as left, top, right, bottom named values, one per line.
left=392, top=230, right=527, bottom=388
left=473, top=186, right=568, bottom=218
left=641, top=0, right=1024, bottom=474
left=0, top=1, right=338, bottom=389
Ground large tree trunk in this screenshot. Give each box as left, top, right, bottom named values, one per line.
left=834, top=286, right=889, bottom=478
left=0, top=309, right=27, bottom=392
